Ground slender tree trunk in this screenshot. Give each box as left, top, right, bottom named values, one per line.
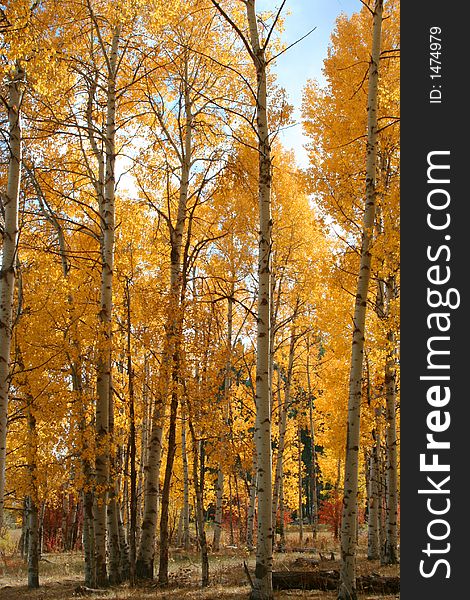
left=278, top=472, right=285, bottom=552
left=117, top=503, right=130, bottom=581
left=228, top=475, right=235, bottom=546
left=80, top=386, right=96, bottom=587
left=107, top=490, right=121, bottom=585
left=247, top=2, right=273, bottom=596
left=338, top=3, right=383, bottom=598
left=298, top=427, right=303, bottom=546
left=190, top=431, right=209, bottom=586
left=209, top=2, right=276, bottom=593
left=16, top=347, right=39, bottom=588
left=376, top=418, right=386, bottom=557
left=332, top=460, right=341, bottom=540
left=157, top=61, right=193, bottom=586
left=93, top=27, right=120, bottom=588
left=125, top=279, right=137, bottom=583
left=26, top=496, right=39, bottom=589
left=306, top=338, right=318, bottom=538
left=272, top=328, right=295, bottom=548
left=176, top=509, right=184, bottom=547
left=62, top=493, right=69, bottom=551
left=158, top=380, right=179, bottom=585
left=181, top=412, right=191, bottom=551
left=137, top=355, right=150, bottom=545
left=214, top=295, right=233, bottom=552
left=136, top=406, right=163, bottom=578
left=234, top=472, right=244, bottom=544
left=107, top=389, right=121, bottom=586
left=367, top=441, right=379, bottom=560
left=213, top=468, right=224, bottom=551
left=383, top=322, right=398, bottom=564
left=83, top=486, right=96, bottom=588
left=0, top=66, right=23, bottom=530
left=26, top=404, right=39, bottom=589
left=39, top=173, right=94, bottom=581
left=246, top=457, right=257, bottom=551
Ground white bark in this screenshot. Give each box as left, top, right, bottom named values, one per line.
left=298, top=427, right=303, bottom=546
left=383, top=309, right=398, bottom=564
left=213, top=467, right=224, bottom=551
left=338, top=2, right=383, bottom=599
left=26, top=408, right=39, bottom=590
left=0, top=66, right=23, bottom=530
left=214, top=294, right=233, bottom=552
left=209, top=3, right=277, bottom=592
left=135, top=410, right=163, bottom=578
left=93, top=27, right=120, bottom=587
left=272, top=328, right=295, bottom=547
left=306, top=338, right=318, bottom=536
left=367, top=443, right=379, bottom=560
left=157, top=61, right=192, bottom=585
left=246, top=2, right=273, bottom=597
left=182, top=414, right=191, bottom=551
left=246, top=456, right=257, bottom=551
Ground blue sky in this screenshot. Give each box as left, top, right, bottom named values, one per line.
left=258, top=0, right=361, bottom=166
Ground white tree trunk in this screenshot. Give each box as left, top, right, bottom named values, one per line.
left=367, top=443, right=379, bottom=560
left=272, top=327, right=295, bottom=547
left=298, top=427, right=303, bottom=546
left=338, top=2, right=383, bottom=599
left=94, top=27, right=120, bottom=587
left=213, top=468, right=224, bottom=551
left=246, top=1, right=273, bottom=597
left=383, top=318, right=398, bottom=564
left=246, top=456, right=257, bottom=551
left=157, top=70, right=193, bottom=585
left=0, top=66, right=23, bottom=530
left=306, top=337, right=318, bottom=536
left=182, top=414, right=191, bottom=551
left=135, top=410, right=163, bottom=578
left=214, top=294, right=233, bottom=552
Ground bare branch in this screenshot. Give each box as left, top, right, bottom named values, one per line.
left=267, top=26, right=317, bottom=65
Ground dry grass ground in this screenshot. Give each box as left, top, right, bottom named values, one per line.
left=0, top=527, right=399, bottom=600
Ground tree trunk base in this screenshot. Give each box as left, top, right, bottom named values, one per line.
left=135, top=559, right=153, bottom=580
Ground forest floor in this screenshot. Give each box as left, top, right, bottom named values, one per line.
left=0, top=528, right=399, bottom=600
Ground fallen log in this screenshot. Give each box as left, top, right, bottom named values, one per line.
left=357, top=574, right=400, bottom=594
left=272, top=570, right=400, bottom=594
left=272, top=570, right=338, bottom=591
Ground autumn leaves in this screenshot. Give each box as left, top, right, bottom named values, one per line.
left=0, top=2, right=399, bottom=599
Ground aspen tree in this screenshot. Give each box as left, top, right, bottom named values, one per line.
left=383, top=281, right=398, bottom=564
left=209, top=1, right=285, bottom=595
left=0, top=65, right=24, bottom=530
left=272, top=322, right=296, bottom=549
left=181, top=407, right=191, bottom=550
left=306, top=337, right=318, bottom=537
left=367, top=431, right=380, bottom=560
left=244, top=2, right=272, bottom=589
left=15, top=346, right=40, bottom=589
left=298, top=427, right=303, bottom=546
left=123, top=277, right=137, bottom=583
left=338, top=2, right=384, bottom=598
left=136, top=5, right=233, bottom=579
left=213, top=291, right=234, bottom=552
left=189, top=424, right=210, bottom=587
left=89, top=20, right=121, bottom=585
left=31, top=163, right=99, bottom=586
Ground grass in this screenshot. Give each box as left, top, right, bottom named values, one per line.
left=0, top=527, right=399, bottom=600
